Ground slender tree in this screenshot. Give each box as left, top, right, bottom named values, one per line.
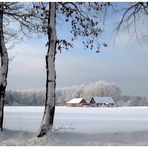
left=37, top=2, right=56, bottom=137
left=0, top=3, right=8, bottom=130
left=37, top=2, right=107, bottom=137
left=0, top=2, right=42, bottom=130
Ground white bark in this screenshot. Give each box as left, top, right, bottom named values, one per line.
left=0, top=2, right=9, bottom=130
left=37, top=2, right=56, bottom=137
left=0, top=49, right=8, bottom=87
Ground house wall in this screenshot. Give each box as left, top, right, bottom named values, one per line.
left=66, top=97, right=116, bottom=107
left=95, top=103, right=115, bottom=107
left=66, top=103, right=83, bottom=107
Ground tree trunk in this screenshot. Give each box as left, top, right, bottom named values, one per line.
left=37, top=2, right=56, bottom=137
left=0, top=3, right=9, bottom=130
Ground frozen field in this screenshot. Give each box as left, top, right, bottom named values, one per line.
left=4, top=106, right=148, bottom=133
left=1, top=106, right=148, bottom=146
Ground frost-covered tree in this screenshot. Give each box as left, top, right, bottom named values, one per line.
left=0, top=4, right=8, bottom=130
left=7, top=81, right=148, bottom=107
left=112, top=2, right=148, bottom=41
left=37, top=3, right=57, bottom=137
left=0, top=2, right=42, bottom=130
left=37, top=2, right=108, bottom=137
left=6, top=89, right=45, bottom=106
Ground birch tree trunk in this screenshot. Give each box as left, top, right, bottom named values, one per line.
left=37, top=2, right=56, bottom=137
left=0, top=3, right=9, bottom=130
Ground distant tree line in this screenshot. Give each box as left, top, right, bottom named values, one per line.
left=117, top=96, right=148, bottom=106
left=5, top=80, right=148, bottom=107
left=5, top=89, right=45, bottom=106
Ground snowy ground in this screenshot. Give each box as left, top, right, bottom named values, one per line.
left=1, top=106, right=148, bottom=145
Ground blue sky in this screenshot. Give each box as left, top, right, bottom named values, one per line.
left=6, top=2, right=148, bottom=97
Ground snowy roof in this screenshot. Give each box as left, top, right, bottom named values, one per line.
left=67, top=98, right=84, bottom=104
left=92, top=97, right=115, bottom=104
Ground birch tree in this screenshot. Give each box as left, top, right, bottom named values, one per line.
left=37, top=2, right=107, bottom=137
left=0, top=3, right=8, bottom=130
left=0, top=2, right=42, bottom=130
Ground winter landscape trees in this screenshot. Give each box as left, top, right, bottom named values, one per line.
left=0, top=1, right=107, bottom=137
left=37, top=2, right=107, bottom=137
left=0, top=2, right=44, bottom=130
left=0, top=2, right=108, bottom=137
left=0, top=2, right=148, bottom=141
left=5, top=80, right=148, bottom=107
left=5, top=81, right=121, bottom=105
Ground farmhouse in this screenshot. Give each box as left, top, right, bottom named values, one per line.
left=90, top=96, right=115, bottom=107
left=66, top=98, right=87, bottom=107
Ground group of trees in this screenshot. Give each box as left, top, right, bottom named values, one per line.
left=117, top=96, right=148, bottom=106
left=0, top=2, right=148, bottom=137
left=5, top=81, right=121, bottom=106
left=5, top=80, right=148, bottom=107
left=5, top=89, right=45, bottom=106
left=57, top=80, right=121, bottom=104
left=0, top=2, right=107, bottom=137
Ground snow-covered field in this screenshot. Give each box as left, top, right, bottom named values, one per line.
left=1, top=106, right=148, bottom=145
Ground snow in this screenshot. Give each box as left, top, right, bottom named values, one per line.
left=1, top=106, right=148, bottom=145
left=5, top=106, right=148, bottom=133
left=92, top=96, right=114, bottom=103
left=67, top=98, right=84, bottom=103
